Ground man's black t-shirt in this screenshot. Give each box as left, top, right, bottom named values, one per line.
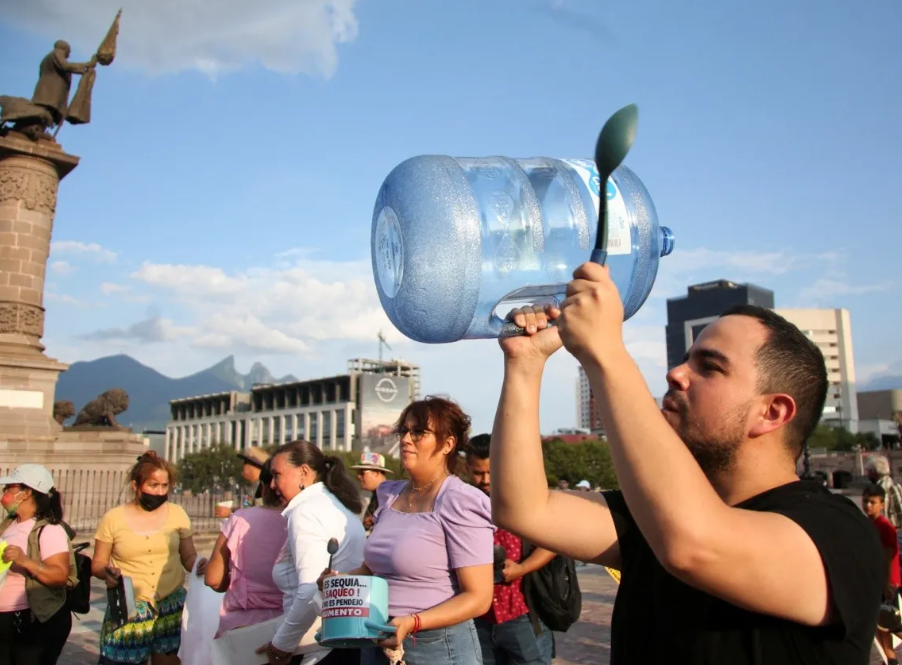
left=603, top=481, right=883, bottom=665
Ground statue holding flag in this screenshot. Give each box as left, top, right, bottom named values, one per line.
left=0, top=10, right=121, bottom=141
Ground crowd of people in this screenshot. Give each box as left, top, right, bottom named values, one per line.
left=0, top=263, right=897, bottom=665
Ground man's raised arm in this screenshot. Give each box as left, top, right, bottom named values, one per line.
left=489, top=306, right=621, bottom=568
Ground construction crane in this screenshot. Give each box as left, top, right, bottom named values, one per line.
left=377, top=330, right=391, bottom=367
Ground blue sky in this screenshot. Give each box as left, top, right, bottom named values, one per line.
left=1, top=0, right=899, bottom=434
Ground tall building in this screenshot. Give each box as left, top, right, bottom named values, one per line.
left=665, top=280, right=775, bottom=369
left=576, top=366, right=604, bottom=434
left=775, top=309, right=858, bottom=431
left=165, top=358, right=419, bottom=462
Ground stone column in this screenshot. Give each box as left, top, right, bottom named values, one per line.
left=329, top=410, right=337, bottom=450
left=164, top=427, right=171, bottom=459
left=0, top=136, right=78, bottom=445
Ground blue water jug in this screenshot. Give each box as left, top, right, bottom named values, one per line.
left=371, top=156, right=674, bottom=343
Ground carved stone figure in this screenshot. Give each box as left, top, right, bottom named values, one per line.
left=53, top=400, right=75, bottom=425
left=73, top=388, right=129, bottom=429
left=0, top=11, right=120, bottom=141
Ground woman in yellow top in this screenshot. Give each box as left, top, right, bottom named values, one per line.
left=91, top=452, right=207, bottom=665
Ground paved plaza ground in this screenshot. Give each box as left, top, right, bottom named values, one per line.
left=59, top=565, right=890, bottom=665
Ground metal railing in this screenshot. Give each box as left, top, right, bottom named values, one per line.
left=0, top=467, right=228, bottom=538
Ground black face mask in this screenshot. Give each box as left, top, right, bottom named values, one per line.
left=138, top=492, right=169, bottom=511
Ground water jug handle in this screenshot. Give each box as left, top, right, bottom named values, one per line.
left=364, top=620, right=398, bottom=636
left=498, top=319, right=558, bottom=338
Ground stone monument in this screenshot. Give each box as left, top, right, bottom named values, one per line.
left=0, top=11, right=146, bottom=471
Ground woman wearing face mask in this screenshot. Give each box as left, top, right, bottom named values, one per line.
left=91, top=451, right=207, bottom=665
left=259, top=441, right=366, bottom=665
left=322, top=396, right=494, bottom=665
left=0, top=464, right=74, bottom=665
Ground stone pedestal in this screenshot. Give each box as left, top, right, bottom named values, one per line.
left=0, top=429, right=148, bottom=472
left=0, top=134, right=78, bottom=444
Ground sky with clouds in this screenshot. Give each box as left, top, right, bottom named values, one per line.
left=1, top=0, right=899, bottom=434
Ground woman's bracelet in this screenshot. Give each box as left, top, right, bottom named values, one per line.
left=411, top=613, right=421, bottom=635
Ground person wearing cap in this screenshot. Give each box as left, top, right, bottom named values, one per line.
left=215, top=447, right=270, bottom=519
left=0, top=464, right=75, bottom=665
left=574, top=480, right=591, bottom=492
left=350, top=453, right=393, bottom=531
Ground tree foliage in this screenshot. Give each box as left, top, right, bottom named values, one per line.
left=541, top=438, right=618, bottom=490
left=177, top=444, right=246, bottom=494
left=806, top=425, right=881, bottom=452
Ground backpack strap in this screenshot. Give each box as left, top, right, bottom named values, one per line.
left=35, top=522, right=79, bottom=590
left=519, top=538, right=544, bottom=637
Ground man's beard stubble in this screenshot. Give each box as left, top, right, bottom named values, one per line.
left=664, top=391, right=747, bottom=477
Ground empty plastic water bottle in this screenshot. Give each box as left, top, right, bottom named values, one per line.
left=371, top=156, right=674, bottom=343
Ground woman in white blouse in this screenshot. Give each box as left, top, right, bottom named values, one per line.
left=259, top=440, right=366, bottom=665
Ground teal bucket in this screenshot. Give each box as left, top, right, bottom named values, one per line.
left=316, top=575, right=396, bottom=648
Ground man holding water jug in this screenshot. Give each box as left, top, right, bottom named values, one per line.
left=490, top=262, right=883, bottom=665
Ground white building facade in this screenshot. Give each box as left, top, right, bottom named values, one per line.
left=576, top=366, right=604, bottom=434
left=164, top=359, right=418, bottom=463
left=775, top=308, right=858, bottom=432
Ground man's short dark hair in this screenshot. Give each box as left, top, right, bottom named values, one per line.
left=719, top=305, right=828, bottom=458
left=467, top=433, right=491, bottom=460
left=863, top=483, right=886, bottom=502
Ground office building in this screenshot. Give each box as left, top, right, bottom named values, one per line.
left=576, top=366, right=604, bottom=434
left=164, top=358, right=419, bottom=462
left=665, top=280, right=775, bottom=369
left=775, top=309, right=857, bottom=431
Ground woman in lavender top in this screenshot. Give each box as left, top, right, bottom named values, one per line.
left=326, top=396, right=494, bottom=665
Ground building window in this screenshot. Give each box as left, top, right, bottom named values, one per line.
left=336, top=412, right=345, bottom=439
left=310, top=413, right=318, bottom=441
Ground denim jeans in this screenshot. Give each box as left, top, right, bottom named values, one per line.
left=361, top=619, right=483, bottom=665
left=474, top=614, right=553, bottom=665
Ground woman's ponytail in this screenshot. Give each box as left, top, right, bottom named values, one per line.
left=322, top=455, right=363, bottom=515
left=34, top=487, right=64, bottom=524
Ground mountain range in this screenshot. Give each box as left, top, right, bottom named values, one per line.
left=55, top=355, right=297, bottom=432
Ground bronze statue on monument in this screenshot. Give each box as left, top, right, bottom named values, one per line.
left=0, top=10, right=121, bottom=141
left=1, top=9, right=147, bottom=470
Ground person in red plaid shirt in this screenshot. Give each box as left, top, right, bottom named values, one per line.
left=466, top=434, right=556, bottom=664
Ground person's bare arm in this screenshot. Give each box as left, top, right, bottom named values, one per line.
left=3, top=548, right=69, bottom=587
left=490, top=318, right=621, bottom=568
left=503, top=545, right=557, bottom=583
left=379, top=564, right=493, bottom=649
left=179, top=535, right=207, bottom=574
left=204, top=534, right=231, bottom=593
left=90, top=539, right=121, bottom=588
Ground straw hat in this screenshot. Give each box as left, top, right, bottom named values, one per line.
left=350, top=452, right=394, bottom=474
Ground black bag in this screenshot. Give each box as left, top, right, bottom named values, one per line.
left=68, top=543, right=93, bottom=614
left=520, top=540, right=582, bottom=633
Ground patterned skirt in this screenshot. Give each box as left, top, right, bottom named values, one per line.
left=99, top=587, right=187, bottom=665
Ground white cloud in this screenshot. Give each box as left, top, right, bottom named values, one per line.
left=2, top=0, right=359, bottom=79
left=799, top=277, right=892, bottom=304
left=50, top=260, right=76, bottom=275
left=129, top=254, right=391, bottom=354
left=45, top=292, right=95, bottom=308
left=193, top=313, right=309, bottom=355
left=50, top=240, right=117, bottom=264
left=101, top=282, right=129, bottom=295
left=80, top=315, right=193, bottom=344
